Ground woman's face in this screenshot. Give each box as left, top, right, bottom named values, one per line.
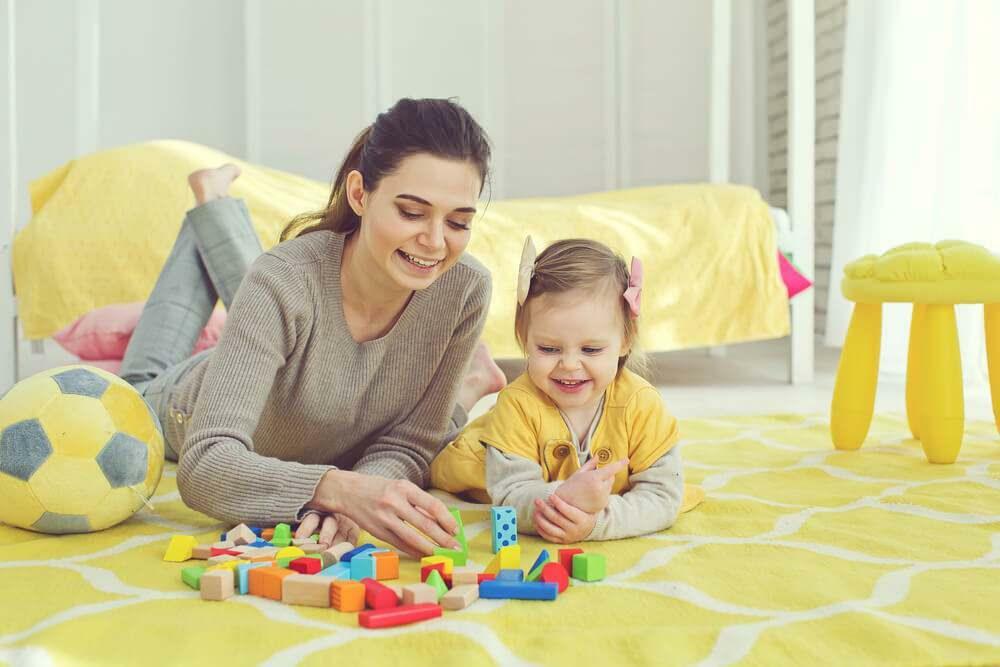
left=348, top=153, right=482, bottom=293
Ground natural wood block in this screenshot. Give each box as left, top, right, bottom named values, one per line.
left=441, top=584, right=478, bottom=610
left=282, top=574, right=332, bottom=608
left=200, top=569, right=234, bottom=601
left=402, top=583, right=438, bottom=605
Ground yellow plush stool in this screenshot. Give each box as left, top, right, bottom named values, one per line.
left=831, top=241, right=1000, bottom=463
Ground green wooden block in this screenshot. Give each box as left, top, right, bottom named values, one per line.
left=425, top=569, right=448, bottom=600
left=571, top=553, right=606, bottom=582
left=181, top=565, right=206, bottom=590
left=433, top=547, right=467, bottom=566
left=526, top=564, right=544, bottom=582
left=273, top=523, right=291, bottom=541
left=271, top=538, right=292, bottom=548
left=449, top=507, right=467, bottom=552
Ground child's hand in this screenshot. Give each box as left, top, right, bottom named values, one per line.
left=533, top=494, right=597, bottom=543
left=295, top=511, right=361, bottom=547
left=554, top=457, right=629, bottom=514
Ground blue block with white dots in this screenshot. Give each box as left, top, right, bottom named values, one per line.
left=490, top=506, right=518, bottom=553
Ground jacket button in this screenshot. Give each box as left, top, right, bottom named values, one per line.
left=596, top=448, right=612, bottom=463
left=174, top=412, right=184, bottom=424
left=554, top=445, right=571, bottom=458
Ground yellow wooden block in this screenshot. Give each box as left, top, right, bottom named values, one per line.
left=498, top=544, right=521, bottom=570
left=420, top=555, right=453, bottom=575
left=163, top=535, right=197, bottom=562
left=274, top=546, right=306, bottom=560
left=484, top=553, right=500, bottom=575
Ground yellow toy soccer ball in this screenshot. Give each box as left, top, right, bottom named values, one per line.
left=0, top=365, right=164, bottom=533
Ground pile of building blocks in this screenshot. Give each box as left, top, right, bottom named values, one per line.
left=163, top=506, right=607, bottom=629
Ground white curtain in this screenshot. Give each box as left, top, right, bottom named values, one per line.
left=826, top=0, right=1000, bottom=395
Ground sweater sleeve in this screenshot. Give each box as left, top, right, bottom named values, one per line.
left=586, top=447, right=684, bottom=541
left=352, top=272, right=492, bottom=486
left=176, top=254, right=334, bottom=526
left=485, top=447, right=562, bottom=535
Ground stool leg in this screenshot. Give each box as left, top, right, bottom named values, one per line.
left=919, top=304, right=964, bottom=463
left=831, top=302, right=882, bottom=451
left=986, top=303, right=1000, bottom=434
left=906, top=304, right=926, bottom=440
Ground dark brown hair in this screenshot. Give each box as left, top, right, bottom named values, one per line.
left=281, top=98, right=491, bottom=241
left=514, top=238, right=647, bottom=375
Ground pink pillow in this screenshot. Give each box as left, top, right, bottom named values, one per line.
left=778, top=251, right=812, bottom=299
left=52, top=302, right=227, bottom=361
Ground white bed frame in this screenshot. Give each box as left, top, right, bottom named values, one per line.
left=0, top=0, right=815, bottom=390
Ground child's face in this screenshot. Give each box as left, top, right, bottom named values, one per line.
left=524, top=285, right=628, bottom=416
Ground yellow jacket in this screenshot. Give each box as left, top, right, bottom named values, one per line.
left=431, top=369, right=702, bottom=512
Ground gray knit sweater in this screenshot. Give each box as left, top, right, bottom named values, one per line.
left=171, top=230, right=491, bottom=525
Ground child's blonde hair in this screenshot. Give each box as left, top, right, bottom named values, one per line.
left=514, top=238, right=648, bottom=375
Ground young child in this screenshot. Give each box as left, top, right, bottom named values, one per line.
left=431, top=237, right=703, bottom=543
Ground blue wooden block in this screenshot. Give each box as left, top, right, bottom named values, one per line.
left=527, top=550, right=550, bottom=581
left=350, top=554, right=376, bottom=580
left=317, top=562, right=351, bottom=579
left=250, top=526, right=263, bottom=537
left=479, top=580, right=557, bottom=600
left=248, top=539, right=271, bottom=548
left=237, top=562, right=270, bottom=595
left=490, top=506, right=518, bottom=553
left=497, top=569, right=524, bottom=582
left=340, top=543, right=378, bottom=563
left=219, top=532, right=227, bottom=541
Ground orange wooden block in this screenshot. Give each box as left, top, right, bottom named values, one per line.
left=248, top=566, right=295, bottom=601
left=331, top=580, right=365, bottom=612
left=372, top=551, right=399, bottom=580
left=261, top=528, right=275, bottom=541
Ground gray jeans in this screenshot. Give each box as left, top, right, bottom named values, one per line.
left=119, top=198, right=263, bottom=460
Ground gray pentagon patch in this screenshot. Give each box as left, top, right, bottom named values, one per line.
left=96, top=432, right=148, bottom=488
left=32, top=512, right=92, bottom=534
left=0, top=419, right=53, bottom=480
left=51, top=368, right=109, bottom=398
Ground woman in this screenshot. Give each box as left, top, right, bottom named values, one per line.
left=120, top=98, right=506, bottom=557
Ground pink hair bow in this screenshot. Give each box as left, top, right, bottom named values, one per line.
left=623, top=257, right=643, bottom=319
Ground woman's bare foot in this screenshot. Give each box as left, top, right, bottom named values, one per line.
left=457, top=342, right=507, bottom=413
left=188, top=163, right=241, bottom=205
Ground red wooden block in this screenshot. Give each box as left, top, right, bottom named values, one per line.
left=477, top=573, right=496, bottom=584
left=289, top=557, right=322, bottom=575
left=420, top=562, right=445, bottom=582
left=210, top=547, right=242, bottom=557
left=540, top=562, right=569, bottom=593
left=359, top=603, right=442, bottom=629
left=558, top=548, right=583, bottom=574
left=362, top=578, right=399, bottom=610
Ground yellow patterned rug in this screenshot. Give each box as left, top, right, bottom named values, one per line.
left=1, top=413, right=999, bottom=666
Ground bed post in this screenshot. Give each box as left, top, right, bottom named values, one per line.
left=707, top=0, right=731, bottom=360
left=1, top=0, right=18, bottom=392
left=787, top=0, right=816, bottom=384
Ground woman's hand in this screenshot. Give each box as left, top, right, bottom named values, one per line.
left=294, top=510, right=361, bottom=547
left=310, top=469, right=461, bottom=559
left=532, top=494, right=597, bottom=544
left=553, top=457, right=628, bottom=514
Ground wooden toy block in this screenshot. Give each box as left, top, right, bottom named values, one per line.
left=384, top=583, right=404, bottom=602
left=210, top=547, right=242, bottom=557
left=249, top=539, right=272, bottom=548
left=207, top=554, right=240, bottom=566
left=421, top=562, right=446, bottom=582
left=497, top=569, right=524, bottom=582
left=340, top=543, right=377, bottom=563
left=251, top=547, right=279, bottom=562
left=451, top=566, right=480, bottom=587
left=490, top=506, right=517, bottom=553
left=321, top=542, right=355, bottom=567
left=273, top=523, right=292, bottom=542
left=540, top=562, right=569, bottom=593
left=449, top=507, right=468, bottom=552
left=420, top=555, right=453, bottom=574
left=261, top=527, right=275, bottom=541
left=208, top=559, right=245, bottom=575
left=558, top=548, right=583, bottom=573
left=191, top=544, right=213, bottom=560
left=526, top=550, right=550, bottom=581
left=200, top=569, right=234, bottom=601
left=163, top=535, right=197, bottom=562
left=317, top=562, right=351, bottom=579
left=292, top=537, right=318, bottom=546
left=237, top=562, right=270, bottom=595
left=231, top=545, right=257, bottom=555
left=402, top=583, right=438, bottom=605
left=362, top=578, right=399, bottom=610
left=441, top=584, right=479, bottom=611
left=248, top=566, right=295, bottom=601
left=330, top=580, right=366, bottom=612
left=298, top=542, right=326, bottom=554
left=498, top=544, right=521, bottom=570
left=572, top=553, right=606, bottom=581
left=479, top=580, right=557, bottom=601
left=432, top=547, right=468, bottom=566
left=226, top=524, right=256, bottom=546
left=484, top=553, right=501, bottom=575
left=372, top=551, right=399, bottom=580
left=212, top=539, right=236, bottom=550
left=351, top=554, right=377, bottom=580
left=477, top=573, right=496, bottom=584
left=424, top=570, right=448, bottom=600
left=290, top=557, right=323, bottom=574
left=358, top=603, right=441, bottom=629
left=282, top=574, right=332, bottom=607
left=181, top=566, right=206, bottom=590
left=275, top=546, right=306, bottom=560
